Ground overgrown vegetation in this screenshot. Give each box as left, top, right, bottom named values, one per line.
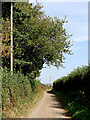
left=2, top=67, right=49, bottom=118
left=53, top=65, right=90, bottom=120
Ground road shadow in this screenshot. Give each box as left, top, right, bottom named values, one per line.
left=47, top=90, right=54, bottom=94
left=46, top=90, right=71, bottom=120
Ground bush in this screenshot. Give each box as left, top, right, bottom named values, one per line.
left=1, top=67, right=41, bottom=111
left=53, top=65, right=90, bottom=99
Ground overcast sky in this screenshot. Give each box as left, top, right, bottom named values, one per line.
left=29, top=1, right=88, bottom=84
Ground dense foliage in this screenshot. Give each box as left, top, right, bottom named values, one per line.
left=2, top=2, right=72, bottom=76
left=1, top=19, right=11, bottom=57
left=2, top=67, right=44, bottom=118
left=53, top=65, right=90, bottom=120
left=2, top=67, right=41, bottom=108
left=53, top=65, right=90, bottom=98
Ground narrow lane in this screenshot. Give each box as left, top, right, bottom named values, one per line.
left=29, top=91, right=71, bottom=119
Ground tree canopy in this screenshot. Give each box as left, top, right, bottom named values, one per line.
left=2, top=2, right=73, bottom=76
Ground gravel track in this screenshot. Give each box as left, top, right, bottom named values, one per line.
left=28, top=91, right=71, bottom=120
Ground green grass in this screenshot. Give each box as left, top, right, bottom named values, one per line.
left=51, top=90, right=90, bottom=120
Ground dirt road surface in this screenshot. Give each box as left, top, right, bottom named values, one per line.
left=28, top=91, right=71, bottom=119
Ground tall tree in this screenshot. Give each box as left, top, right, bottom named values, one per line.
left=2, top=2, right=73, bottom=76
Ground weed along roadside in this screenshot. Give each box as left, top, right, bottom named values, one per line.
left=52, top=65, right=90, bottom=120
left=2, top=67, right=50, bottom=118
